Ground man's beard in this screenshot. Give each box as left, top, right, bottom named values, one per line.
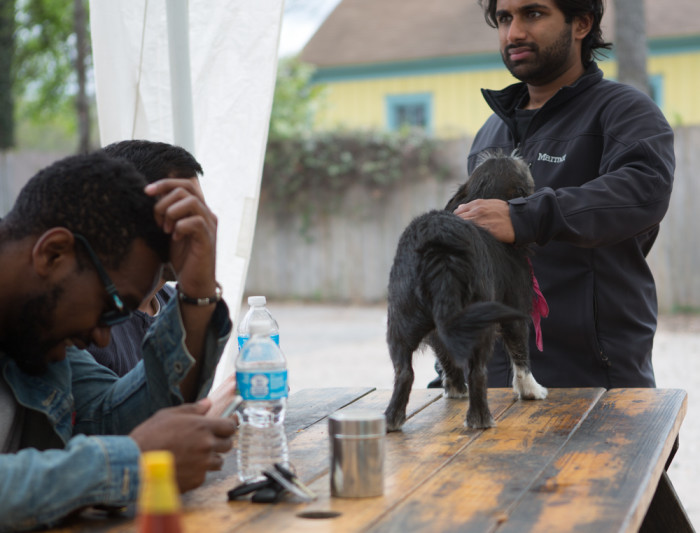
left=502, top=24, right=573, bottom=85
left=0, top=285, right=63, bottom=375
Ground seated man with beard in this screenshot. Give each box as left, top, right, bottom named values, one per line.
left=0, top=152, right=235, bottom=531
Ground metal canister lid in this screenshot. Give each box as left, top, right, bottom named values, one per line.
left=329, top=409, right=386, bottom=437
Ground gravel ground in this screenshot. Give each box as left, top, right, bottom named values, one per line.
left=651, top=316, right=699, bottom=526
left=237, top=303, right=699, bottom=527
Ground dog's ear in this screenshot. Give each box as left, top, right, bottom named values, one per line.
left=516, top=186, right=530, bottom=198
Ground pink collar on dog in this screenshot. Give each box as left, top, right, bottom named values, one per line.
left=528, top=258, right=549, bottom=352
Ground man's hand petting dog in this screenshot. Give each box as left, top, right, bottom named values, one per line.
left=454, top=199, right=515, bottom=244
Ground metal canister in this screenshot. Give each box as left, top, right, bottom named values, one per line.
left=329, top=409, right=386, bottom=498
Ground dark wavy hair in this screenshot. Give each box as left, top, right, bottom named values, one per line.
left=101, top=140, right=203, bottom=183
left=2, top=152, right=169, bottom=269
left=478, top=0, right=612, bottom=65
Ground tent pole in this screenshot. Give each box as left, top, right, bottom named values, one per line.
left=165, top=0, right=195, bottom=155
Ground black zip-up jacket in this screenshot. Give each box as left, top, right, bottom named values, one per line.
left=469, top=62, right=675, bottom=388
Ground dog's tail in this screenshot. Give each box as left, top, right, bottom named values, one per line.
left=435, top=302, right=526, bottom=366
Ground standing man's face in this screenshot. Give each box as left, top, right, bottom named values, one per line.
left=494, top=0, right=580, bottom=86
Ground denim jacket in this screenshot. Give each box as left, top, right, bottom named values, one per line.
left=0, top=297, right=231, bottom=532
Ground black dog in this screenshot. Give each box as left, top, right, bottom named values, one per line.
left=384, top=152, right=547, bottom=431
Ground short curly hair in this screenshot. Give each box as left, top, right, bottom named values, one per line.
left=102, top=140, right=203, bottom=183
left=2, top=152, right=169, bottom=269
left=478, top=0, right=612, bottom=66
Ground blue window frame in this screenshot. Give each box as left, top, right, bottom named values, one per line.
left=649, top=73, right=664, bottom=108
left=386, top=93, right=433, bottom=134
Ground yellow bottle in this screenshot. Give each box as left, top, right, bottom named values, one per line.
left=137, top=450, right=183, bottom=533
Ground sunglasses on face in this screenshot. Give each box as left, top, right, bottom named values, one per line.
left=72, top=233, right=133, bottom=327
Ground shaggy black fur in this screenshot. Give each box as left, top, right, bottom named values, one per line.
left=384, top=152, right=547, bottom=431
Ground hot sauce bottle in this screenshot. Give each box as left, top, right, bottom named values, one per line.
left=137, top=451, right=183, bottom=533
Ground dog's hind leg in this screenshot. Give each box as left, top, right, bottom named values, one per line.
left=385, top=351, right=414, bottom=431
left=428, top=332, right=467, bottom=399
left=465, top=329, right=497, bottom=428
left=502, top=320, right=548, bottom=400
left=384, top=322, right=420, bottom=431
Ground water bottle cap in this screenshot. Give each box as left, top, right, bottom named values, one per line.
left=248, top=295, right=267, bottom=307
left=249, top=319, right=272, bottom=336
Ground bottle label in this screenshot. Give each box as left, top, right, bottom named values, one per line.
left=236, top=369, right=288, bottom=400
left=237, top=334, right=280, bottom=350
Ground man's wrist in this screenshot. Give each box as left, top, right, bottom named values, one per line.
left=176, top=283, right=222, bottom=306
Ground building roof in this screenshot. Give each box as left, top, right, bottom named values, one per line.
left=300, top=0, right=700, bottom=67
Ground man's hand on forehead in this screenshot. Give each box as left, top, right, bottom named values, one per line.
left=144, top=178, right=217, bottom=297
left=164, top=172, right=206, bottom=203
left=144, top=178, right=217, bottom=234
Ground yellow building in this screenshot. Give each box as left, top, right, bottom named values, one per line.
left=300, top=0, right=700, bottom=138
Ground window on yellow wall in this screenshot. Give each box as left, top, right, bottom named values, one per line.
left=649, top=74, right=664, bottom=109
left=386, top=93, right=433, bottom=134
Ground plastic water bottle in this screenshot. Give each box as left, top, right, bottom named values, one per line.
left=237, top=296, right=280, bottom=350
left=235, top=319, right=289, bottom=481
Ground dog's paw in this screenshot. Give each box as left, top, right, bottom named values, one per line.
left=514, top=371, right=548, bottom=400
left=384, top=409, right=406, bottom=432
left=465, top=415, right=495, bottom=429
left=444, top=388, right=468, bottom=399
left=443, top=379, right=468, bottom=399
left=465, top=409, right=495, bottom=429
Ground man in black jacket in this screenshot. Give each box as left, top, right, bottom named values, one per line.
left=449, top=0, right=674, bottom=388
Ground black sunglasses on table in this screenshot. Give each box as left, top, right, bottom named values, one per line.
left=72, top=232, right=133, bottom=327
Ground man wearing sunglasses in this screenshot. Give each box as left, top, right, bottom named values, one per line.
left=0, top=152, right=235, bottom=530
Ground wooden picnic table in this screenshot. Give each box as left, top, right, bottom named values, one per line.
left=52, top=387, right=692, bottom=533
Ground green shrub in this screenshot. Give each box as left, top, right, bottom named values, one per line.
left=262, top=128, right=452, bottom=216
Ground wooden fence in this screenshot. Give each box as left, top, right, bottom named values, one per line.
left=246, top=126, right=700, bottom=313
left=646, top=125, right=700, bottom=312
left=2, top=131, right=696, bottom=313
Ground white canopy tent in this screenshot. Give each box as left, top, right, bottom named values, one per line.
left=89, top=0, right=284, bottom=386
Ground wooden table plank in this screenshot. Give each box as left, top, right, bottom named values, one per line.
left=47, top=387, right=375, bottom=533
left=231, top=388, right=521, bottom=533
left=496, top=388, right=687, bottom=533
left=279, top=388, right=444, bottom=486
left=202, top=387, right=376, bottom=488
left=284, top=387, right=377, bottom=434
left=179, top=388, right=444, bottom=533
left=45, top=388, right=688, bottom=533
left=49, top=388, right=442, bottom=533
left=365, top=388, right=606, bottom=533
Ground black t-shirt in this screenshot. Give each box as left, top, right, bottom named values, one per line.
left=514, top=107, right=537, bottom=144
left=88, top=284, right=175, bottom=376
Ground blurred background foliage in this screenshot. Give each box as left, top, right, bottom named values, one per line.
left=264, top=55, right=452, bottom=219
left=4, top=0, right=94, bottom=153
left=1, top=0, right=451, bottom=212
